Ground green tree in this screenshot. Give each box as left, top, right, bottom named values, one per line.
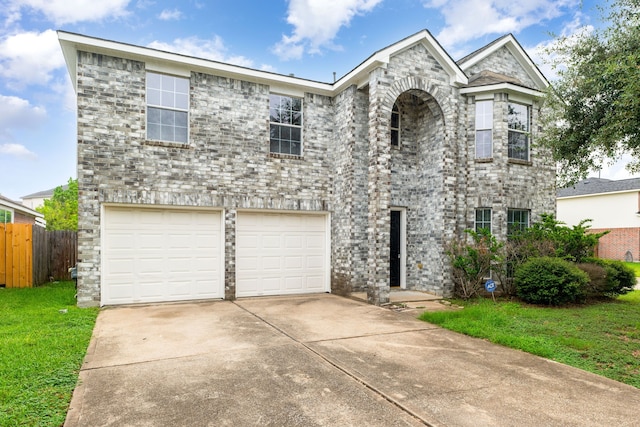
left=37, top=178, right=78, bottom=231
left=540, top=0, right=640, bottom=184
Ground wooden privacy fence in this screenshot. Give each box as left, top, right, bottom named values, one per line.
left=0, top=224, right=77, bottom=288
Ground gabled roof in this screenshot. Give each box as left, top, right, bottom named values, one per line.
left=557, top=178, right=640, bottom=198
left=0, top=194, right=44, bottom=219
left=22, top=184, right=68, bottom=200
left=58, top=29, right=470, bottom=98
left=457, top=34, right=549, bottom=91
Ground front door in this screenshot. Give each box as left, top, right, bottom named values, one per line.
left=390, top=210, right=401, bottom=287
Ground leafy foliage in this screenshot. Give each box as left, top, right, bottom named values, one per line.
left=36, top=178, right=78, bottom=231
left=447, top=228, right=503, bottom=299
left=578, top=258, right=636, bottom=297
left=515, top=257, right=589, bottom=305
left=540, top=0, right=640, bottom=184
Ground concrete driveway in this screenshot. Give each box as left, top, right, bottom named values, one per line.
left=65, top=294, right=640, bottom=426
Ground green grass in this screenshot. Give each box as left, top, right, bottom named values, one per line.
left=0, top=282, right=98, bottom=427
left=622, top=261, right=640, bottom=277
left=420, top=291, right=640, bottom=388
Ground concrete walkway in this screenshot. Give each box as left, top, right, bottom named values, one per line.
left=65, top=294, right=640, bottom=426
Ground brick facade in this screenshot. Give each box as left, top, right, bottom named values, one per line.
left=592, top=228, right=640, bottom=262
left=63, top=31, right=556, bottom=307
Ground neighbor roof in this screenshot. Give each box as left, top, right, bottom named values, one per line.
left=557, top=178, right=640, bottom=198
left=22, top=184, right=68, bottom=200
left=0, top=194, right=44, bottom=219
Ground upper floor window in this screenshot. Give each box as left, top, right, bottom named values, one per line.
left=475, top=100, right=493, bottom=158
left=508, top=102, right=530, bottom=161
left=270, top=94, right=302, bottom=156
left=475, top=208, right=492, bottom=233
left=507, top=209, right=530, bottom=236
left=146, top=72, right=189, bottom=143
left=391, top=103, right=400, bottom=147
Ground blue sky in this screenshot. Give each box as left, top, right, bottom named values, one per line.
left=0, top=0, right=626, bottom=201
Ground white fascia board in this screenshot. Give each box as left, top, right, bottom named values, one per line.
left=460, top=83, right=544, bottom=99
left=335, top=30, right=468, bottom=91
left=58, top=31, right=334, bottom=96
left=458, top=35, right=548, bottom=90
left=558, top=190, right=640, bottom=200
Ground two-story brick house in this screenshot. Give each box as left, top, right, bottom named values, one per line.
left=59, top=30, right=555, bottom=307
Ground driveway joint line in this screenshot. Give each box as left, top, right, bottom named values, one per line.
left=233, top=301, right=437, bottom=427
left=301, top=327, right=439, bottom=344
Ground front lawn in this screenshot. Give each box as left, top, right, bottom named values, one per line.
left=419, top=292, right=640, bottom=388
left=0, top=281, right=98, bottom=427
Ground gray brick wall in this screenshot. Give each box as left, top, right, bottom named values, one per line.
left=74, top=35, right=556, bottom=307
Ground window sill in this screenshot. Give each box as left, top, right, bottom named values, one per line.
left=475, top=158, right=493, bottom=163
left=269, top=152, right=303, bottom=160
left=144, top=140, right=191, bottom=149
left=508, top=158, right=532, bottom=166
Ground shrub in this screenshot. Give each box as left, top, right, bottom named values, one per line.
left=580, top=258, right=636, bottom=297
left=515, top=257, right=588, bottom=305
left=447, top=228, right=503, bottom=299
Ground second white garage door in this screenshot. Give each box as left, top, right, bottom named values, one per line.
left=236, top=212, right=329, bottom=297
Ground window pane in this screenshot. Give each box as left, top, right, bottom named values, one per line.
left=270, top=139, right=280, bottom=153
left=391, top=111, right=399, bottom=128
left=280, top=140, right=291, bottom=154
left=175, top=93, right=188, bottom=110
left=508, top=103, right=529, bottom=131
left=475, top=100, right=493, bottom=130
left=161, top=109, right=175, bottom=126
left=148, top=107, right=161, bottom=124
left=147, top=72, right=162, bottom=90
left=475, top=130, right=492, bottom=158
left=291, top=141, right=301, bottom=156
left=175, top=77, right=189, bottom=94
left=280, top=126, right=291, bottom=141
left=508, top=131, right=529, bottom=160
left=270, top=107, right=280, bottom=123
left=161, top=74, right=175, bottom=91
left=161, top=90, right=174, bottom=108
left=292, top=112, right=302, bottom=126
left=161, top=125, right=174, bottom=141
left=175, top=111, right=188, bottom=128
left=291, top=127, right=301, bottom=142
left=391, top=130, right=399, bottom=147
left=291, top=97, right=302, bottom=112
left=147, top=88, right=161, bottom=106
left=147, top=123, right=161, bottom=140
left=175, top=126, right=188, bottom=143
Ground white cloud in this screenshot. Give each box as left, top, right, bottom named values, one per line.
left=273, top=0, right=383, bottom=60
left=424, top=0, right=579, bottom=50
left=0, top=29, right=66, bottom=88
left=0, top=143, right=37, bottom=159
left=6, top=0, right=130, bottom=25
left=0, top=95, right=47, bottom=129
left=148, top=36, right=254, bottom=67
left=158, top=8, right=182, bottom=21
left=527, top=16, right=593, bottom=81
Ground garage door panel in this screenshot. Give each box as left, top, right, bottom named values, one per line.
left=103, top=207, right=223, bottom=305
left=236, top=212, right=328, bottom=297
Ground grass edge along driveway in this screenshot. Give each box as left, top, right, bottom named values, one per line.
left=0, top=281, right=98, bottom=427
left=420, top=291, right=640, bottom=388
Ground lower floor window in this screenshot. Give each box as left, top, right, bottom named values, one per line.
left=507, top=209, right=530, bottom=236
left=475, top=208, right=491, bottom=232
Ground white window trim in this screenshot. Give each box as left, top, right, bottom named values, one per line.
left=146, top=71, right=190, bottom=144
left=0, top=207, right=14, bottom=223
left=269, top=93, right=304, bottom=156
left=475, top=100, right=493, bottom=159
left=507, top=102, right=531, bottom=161
left=474, top=208, right=492, bottom=233
left=391, top=103, right=400, bottom=148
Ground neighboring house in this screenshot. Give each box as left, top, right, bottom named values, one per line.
left=557, top=177, right=640, bottom=261
left=21, top=185, right=68, bottom=210
left=0, top=194, right=45, bottom=226
left=59, top=30, right=556, bottom=308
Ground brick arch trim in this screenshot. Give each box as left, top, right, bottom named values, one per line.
left=383, top=76, right=450, bottom=126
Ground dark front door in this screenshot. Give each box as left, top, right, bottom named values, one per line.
left=390, top=210, right=401, bottom=287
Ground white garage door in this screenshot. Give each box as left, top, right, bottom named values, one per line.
left=102, top=206, right=223, bottom=305
left=236, top=212, right=329, bottom=297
